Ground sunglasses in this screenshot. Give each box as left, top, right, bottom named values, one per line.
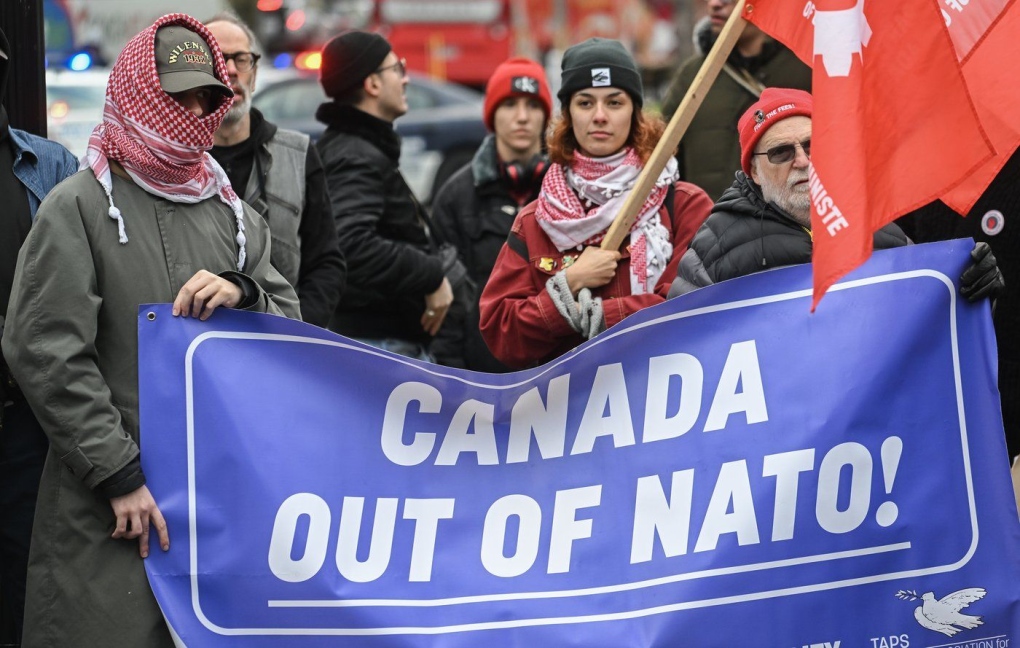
left=752, top=138, right=811, bottom=164
left=376, top=57, right=407, bottom=77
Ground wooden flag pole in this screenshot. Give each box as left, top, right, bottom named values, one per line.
left=600, top=0, right=749, bottom=251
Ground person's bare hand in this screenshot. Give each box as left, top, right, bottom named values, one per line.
left=173, top=270, right=243, bottom=321
left=110, top=485, right=169, bottom=558
left=564, top=247, right=621, bottom=294
left=421, top=276, right=454, bottom=336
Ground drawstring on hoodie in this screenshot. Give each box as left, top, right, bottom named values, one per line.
left=231, top=200, right=247, bottom=270
left=104, top=188, right=129, bottom=244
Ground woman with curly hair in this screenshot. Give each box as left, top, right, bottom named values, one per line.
left=479, top=38, right=712, bottom=369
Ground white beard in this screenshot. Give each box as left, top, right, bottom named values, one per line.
left=761, top=169, right=811, bottom=228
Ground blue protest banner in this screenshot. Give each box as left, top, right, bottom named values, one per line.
left=140, top=239, right=1020, bottom=647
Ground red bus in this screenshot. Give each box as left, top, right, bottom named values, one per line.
left=370, top=0, right=514, bottom=89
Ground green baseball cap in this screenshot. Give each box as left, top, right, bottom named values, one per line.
left=154, top=25, right=231, bottom=97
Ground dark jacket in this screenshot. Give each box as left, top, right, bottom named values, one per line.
left=897, top=147, right=1020, bottom=459
left=661, top=19, right=812, bottom=201
left=316, top=103, right=445, bottom=345
left=431, top=135, right=546, bottom=371
left=670, top=172, right=910, bottom=297
left=218, top=108, right=345, bottom=328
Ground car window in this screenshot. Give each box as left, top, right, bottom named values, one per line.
left=405, top=83, right=436, bottom=111
left=256, top=79, right=326, bottom=122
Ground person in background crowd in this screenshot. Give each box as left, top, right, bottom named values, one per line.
left=0, top=25, right=77, bottom=648
left=898, top=150, right=1018, bottom=462
left=669, top=88, right=1003, bottom=308
left=1, top=15, right=299, bottom=646
left=660, top=0, right=811, bottom=200
left=479, top=38, right=713, bottom=369
left=315, top=30, right=455, bottom=360
left=205, top=12, right=345, bottom=328
left=431, top=57, right=552, bottom=372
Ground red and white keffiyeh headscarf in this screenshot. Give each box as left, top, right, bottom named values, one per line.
left=535, top=148, right=679, bottom=295
left=82, top=13, right=248, bottom=270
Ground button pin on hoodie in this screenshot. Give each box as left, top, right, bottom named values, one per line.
left=981, top=210, right=1004, bottom=236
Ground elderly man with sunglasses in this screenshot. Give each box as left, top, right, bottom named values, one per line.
left=204, top=12, right=346, bottom=328
left=669, top=88, right=1003, bottom=302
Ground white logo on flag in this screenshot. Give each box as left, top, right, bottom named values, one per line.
left=811, top=0, right=873, bottom=77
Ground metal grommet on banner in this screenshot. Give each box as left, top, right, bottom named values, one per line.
left=147, top=311, right=156, bottom=321
left=981, top=210, right=1004, bottom=236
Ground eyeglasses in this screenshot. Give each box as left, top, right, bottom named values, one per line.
left=221, top=51, right=261, bottom=72
left=753, top=138, right=811, bottom=164
left=375, top=57, right=407, bottom=78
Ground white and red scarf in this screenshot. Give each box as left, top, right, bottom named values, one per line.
left=82, top=13, right=248, bottom=270
left=535, top=148, right=679, bottom=294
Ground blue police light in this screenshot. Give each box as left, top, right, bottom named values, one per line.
left=68, top=51, right=93, bottom=71
left=273, top=52, right=293, bottom=69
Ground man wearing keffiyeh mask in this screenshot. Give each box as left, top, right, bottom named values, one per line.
left=0, top=14, right=299, bottom=646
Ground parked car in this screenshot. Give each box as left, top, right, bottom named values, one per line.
left=45, top=68, right=109, bottom=159
left=252, top=71, right=487, bottom=203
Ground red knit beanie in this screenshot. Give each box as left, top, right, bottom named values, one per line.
left=738, top=88, right=814, bottom=175
left=483, top=57, right=552, bottom=132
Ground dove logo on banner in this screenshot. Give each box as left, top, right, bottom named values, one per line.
left=139, top=240, right=1020, bottom=647
left=896, top=587, right=987, bottom=637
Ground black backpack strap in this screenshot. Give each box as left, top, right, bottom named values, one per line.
left=665, top=183, right=676, bottom=222
left=506, top=230, right=529, bottom=260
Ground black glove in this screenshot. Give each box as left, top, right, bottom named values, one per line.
left=960, top=241, right=1005, bottom=302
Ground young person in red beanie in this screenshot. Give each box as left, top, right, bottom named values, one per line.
left=668, top=88, right=1003, bottom=304
left=478, top=38, right=713, bottom=369
left=431, top=57, right=552, bottom=371
left=315, top=29, right=454, bottom=360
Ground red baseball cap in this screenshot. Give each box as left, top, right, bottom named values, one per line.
left=738, top=88, right=814, bottom=175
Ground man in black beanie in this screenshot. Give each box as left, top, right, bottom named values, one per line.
left=315, top=30, right=454, bottom=359
left=0, top=26, right=77, bottom=646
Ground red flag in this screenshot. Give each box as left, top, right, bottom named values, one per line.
left=743, top=0, right=1017, bottom=308
left=940, top=0, right=1020, bottom=212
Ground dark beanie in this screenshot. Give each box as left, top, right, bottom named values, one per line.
left=319, top=30, right=392, bottom=99
left=557, top=38, right=643, bottom=108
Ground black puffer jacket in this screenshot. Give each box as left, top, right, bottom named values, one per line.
left=669, top=172, right=909, bottom=296
left=316, top=103, right=445, bottom=345
left=430, top=135, right=546, bottom=372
